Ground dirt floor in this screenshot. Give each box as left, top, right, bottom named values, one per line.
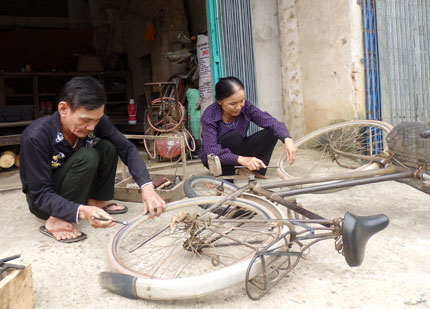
left=1, top=143, right=430, bottom=309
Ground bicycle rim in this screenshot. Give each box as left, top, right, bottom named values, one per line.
left=107, top=196, right=287, bottom=299
left=183, top=175, right=239, bottom=197
left=277, top=120, right=393, bottom=180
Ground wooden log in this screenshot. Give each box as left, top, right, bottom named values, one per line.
left=15, top=153, right=20, bottom=167
left=0, top=150, right=16, bottom=169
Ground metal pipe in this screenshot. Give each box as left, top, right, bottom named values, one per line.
left=250, top=185, right=325, bottom=220
left=275, top=169, right=415, bottom=198
left=261, top=165, right=403, bottom=189
left=328, top=144, right=387, bottom=164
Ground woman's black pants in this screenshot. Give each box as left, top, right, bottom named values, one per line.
left=218, top=128, right=278, bottom=176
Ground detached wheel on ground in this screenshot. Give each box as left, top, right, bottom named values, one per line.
left=106, top=196, right=287, bottom=300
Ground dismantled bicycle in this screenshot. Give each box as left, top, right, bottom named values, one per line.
left=100, top=120, right=430, bottom=300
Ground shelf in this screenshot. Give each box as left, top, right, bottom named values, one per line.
left=0, top=134, right=21, bottom=146
left=0, top=73, right=33, bottom=78
left=0, top=71, right=137, bottom=135
left=113, top=122, right=146, bottom=132
left=106, top=90, right=127, bottom=95
left=0, top=71, right=130, bottom=77
left=106, top=100, right=128, bottom=105
left=1, top=104, right=34, bottom=108
left=0, top=121, right=33, bottom=128
left=5, top=94, right=34, bottom=97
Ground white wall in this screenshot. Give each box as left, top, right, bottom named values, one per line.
left=250, top=0, right=284, bottom=122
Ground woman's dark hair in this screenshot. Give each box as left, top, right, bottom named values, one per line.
left=215, top=76, right=245, bottom=101
left=58, top=76, right=106, bottom=111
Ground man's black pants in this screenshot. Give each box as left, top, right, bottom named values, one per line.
left=27, top=139, right=118, bottom=220
left=218, top=128, right=278, bottom=176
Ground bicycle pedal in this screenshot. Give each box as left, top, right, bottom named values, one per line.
left=207, top=154, right=222, bottom=176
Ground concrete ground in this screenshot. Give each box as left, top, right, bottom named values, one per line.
left=1, top=142, right=430, bottom=308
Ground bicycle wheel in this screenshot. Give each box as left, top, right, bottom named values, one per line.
left=107, top=196, right=287, bottom=300
left=183, top=175, right=239, bottom=198
left=183, top=177, right=289, bottom=218
left=277, top=120, right=393, bottom=180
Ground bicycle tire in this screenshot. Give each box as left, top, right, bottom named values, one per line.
left=183, top=175, right=239, bottom=198
left=107, top=196, right=287, bottom=300
left=183, top=176, right=293, bottom=218
left=277, top=120, right=393, bottom=180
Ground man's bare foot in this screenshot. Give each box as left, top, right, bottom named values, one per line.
left=45, top=216, right=82, bottom=241
left=86, top=199, right=126, bottom=213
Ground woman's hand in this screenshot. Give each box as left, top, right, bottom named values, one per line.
left=284, top=137, right=298, bottom=165
left=238, top=156, right=266, bottom=171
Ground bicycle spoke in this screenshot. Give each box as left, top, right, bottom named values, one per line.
left=278, top=120, right=393, bottom=180
left=110, top=198, right=285, bottom=280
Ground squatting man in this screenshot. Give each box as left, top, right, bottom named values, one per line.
left=19, top=76, right=166, bottom=242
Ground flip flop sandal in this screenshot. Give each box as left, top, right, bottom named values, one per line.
left=39, top=226, right=87, bottom=243
left=102, top=203, right=128, bottom=214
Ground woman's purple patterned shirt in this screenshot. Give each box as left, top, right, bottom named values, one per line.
left=200, top=100, right=290, bottom=165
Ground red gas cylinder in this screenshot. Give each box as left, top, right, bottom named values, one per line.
left=154, top=132, right=182, bottom=159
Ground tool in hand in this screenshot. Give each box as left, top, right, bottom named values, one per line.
left=91, top=216, right=128, bottom=225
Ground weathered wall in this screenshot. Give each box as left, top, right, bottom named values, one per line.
left=250, top=0, right=284, bottom=122
left=278, top=0, right=365, bottom=138
left=277, top=0, right=306, bottom=139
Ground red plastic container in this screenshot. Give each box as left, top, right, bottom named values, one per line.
left=128, top=99, right=137, bottom=124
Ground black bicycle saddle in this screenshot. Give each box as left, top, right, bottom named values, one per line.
left=342, top=212, right=389, bottom=267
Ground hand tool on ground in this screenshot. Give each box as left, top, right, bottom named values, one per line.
left=0, top=254, right=25, bottom=280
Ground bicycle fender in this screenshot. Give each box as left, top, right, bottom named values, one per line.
left=99, top=271, right=138, bottom=299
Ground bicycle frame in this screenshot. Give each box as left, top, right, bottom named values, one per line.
left=244, top=217, right=341, bottom=300
left=179, top=151, right=429, bottom=299
left=102, top=120, right=429, bottom=301
left=183, top=173, right=391, bottom=299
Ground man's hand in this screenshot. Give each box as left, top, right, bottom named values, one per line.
left=238, top=156, right=266, bottom=171
left=78, top=205, right=115, bottom=228
left=141, top=183, right=166, bottom=218
left=284, top=137, right=298, bottom=165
